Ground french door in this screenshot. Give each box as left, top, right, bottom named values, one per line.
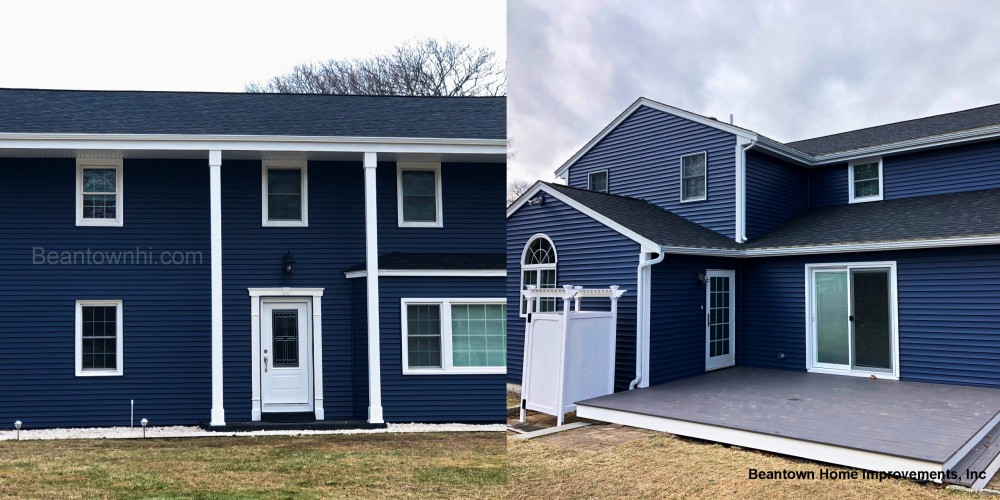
left=705, top=270, right=736, bottom=371
left=809, top=263, right=897, bottom=376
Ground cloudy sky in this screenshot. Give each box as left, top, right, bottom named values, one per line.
left=0, top=0, right=505, bottom=92
left=508, top=0, right=1000, bottom=182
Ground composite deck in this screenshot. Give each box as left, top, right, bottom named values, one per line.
left=576, top=367, right=1000, bottom=488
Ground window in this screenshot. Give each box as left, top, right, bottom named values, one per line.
left=680, top=152, right=707, bottom=202
left=397, top=162, right=442, bottom=227
left=520, top=235, right=557, bottom=316
left=588, top=170, right=609, bottom=193
left=75, top=300, right=124, bottom=376
left=401, top=298, right=506, bottom=374
left=849, top=158, right=883, bottom=203
left=76, top=158, right=123, bottom=226
left=262, top=161, right=308, bottom=226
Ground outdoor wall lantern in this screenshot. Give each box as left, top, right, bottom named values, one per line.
left=697, top=273, right=708, bottom=285
left=527, top=194, right=545, bottom=206
left=283, top=251, right=296, bottom=275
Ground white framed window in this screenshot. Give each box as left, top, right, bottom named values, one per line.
left=680, top=152, right=707, bottom=202
left=804, top=261, right=899, bottom=380
left=262, top=160, right=308, bottom=227
left=76, top=158, right=123, bottom=227
left=397, top=162, right=443, bottom=227
left=588, top=170, right=609, bottom=193
left=849, top=158, right=883, bottom=203
left=75, top=300, right=124, bottom=377
left=520, top=234, right=557, bottom=317
left=401, top=298, right=506, bottom=375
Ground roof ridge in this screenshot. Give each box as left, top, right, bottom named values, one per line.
left=0, top=87, right=505, bottom=100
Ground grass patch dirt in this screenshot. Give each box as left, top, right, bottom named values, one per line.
left=0, top=432, right=504, bottom=499
left=508, top=431, right=977, bottom=499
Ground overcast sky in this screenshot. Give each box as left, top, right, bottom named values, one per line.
left=0, top=0, right=505, bottom=91
left=508, top=0, right=1000, bottom=182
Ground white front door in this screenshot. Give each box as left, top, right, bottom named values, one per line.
left=261, top=300, right=313, bottom=413
left=705, top=270, right=736, bottom=371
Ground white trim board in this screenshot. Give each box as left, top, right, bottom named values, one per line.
left=576, top=404, right=945, bottom=478
left=76, top=157, right=124, bottom=227
left=74, top=299, right=124, bottom=377
left=344, top=269, right=505, bottom=279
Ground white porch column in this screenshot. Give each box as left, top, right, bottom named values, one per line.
left=364, top=152, right=384, bottom=423
left=209, top=150, right=226, bottom=426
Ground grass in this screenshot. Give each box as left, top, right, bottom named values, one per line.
left=507, top=391, right=520, bottom=408
left=508, top=431, right=978, bottom=499
left=0, top=432, right=505, bottom=499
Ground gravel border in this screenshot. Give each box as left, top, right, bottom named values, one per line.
left=0, top=422, right=505, bottom=441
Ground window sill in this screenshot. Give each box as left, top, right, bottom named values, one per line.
left=262, top=220, right=309, bottom=228
left=77, top=219, right=123, bottom=227
left=403, top=367, right=506, bottom=376
left=848, top=195, right=883, bottom=204
left=398, top=221, right=443, bottom=228
left=679, top=196, right=707, bottom=204
left=75, top=370, right=123, bottom=377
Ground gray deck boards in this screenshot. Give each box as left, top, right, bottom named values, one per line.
left=577, top=367, right=1000, bottom=463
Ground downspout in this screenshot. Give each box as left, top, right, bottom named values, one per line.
left=629, top=248, right=665, bottom=390
left=735, top=137, right=757, bottom=243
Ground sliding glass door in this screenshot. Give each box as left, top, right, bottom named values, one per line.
left=809, top=264, right=896, bottom=375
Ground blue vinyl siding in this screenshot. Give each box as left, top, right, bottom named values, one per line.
left=807, top=163, right=849, bottom=208
left=744, top=150, right=808, bottom=239
left=0, top=158, right=211, bottom=428
left=221, top=160, right=365, bottom=422
left=740, top=246, right=1000, bottom=388
left=507, top=194, right=640, bottom=390
left=566, top=105, right=738, bottom=238
left=377, top=162, right=505, bottom=253
left=378, top=276, right=506, bottom=422
left=884, top=139, right=1000, bottom=199
left=648, top=255, right=740, bottom=385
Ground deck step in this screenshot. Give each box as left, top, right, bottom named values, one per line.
left=947, top=418, right=1000, bottom=487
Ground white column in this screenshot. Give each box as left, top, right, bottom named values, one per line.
left=364, top=152, right=384, bottom=423
left=209, top=150, right=226, bottom=426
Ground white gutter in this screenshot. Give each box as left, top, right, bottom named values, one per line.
left=629, top=249, right=664, bottom=390
left=734, top=137, right=756, bottom=243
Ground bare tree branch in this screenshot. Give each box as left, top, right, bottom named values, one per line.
left=507, top=180, right=534, bottom=207
left=246, top=38, right=505, bottom=96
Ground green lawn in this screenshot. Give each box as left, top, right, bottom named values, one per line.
left=0, top=432, right=505, bottom=499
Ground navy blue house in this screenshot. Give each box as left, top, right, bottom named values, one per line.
left=0, top=89, right=506, bottom=428
left=509, top=97, right=1000, bottom=391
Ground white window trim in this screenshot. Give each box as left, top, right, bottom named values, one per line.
left=396, top=161, right=443, bottom=228
left=588, top=169, right=609, bottom=193
left=679, top=151, right=708, bottom=203
left=262, top=160, right=309, bottom=227
left=804, top=261, right=899, bottom=380
left=401, top=297, right=506, bottom=375
left=519, top=234, right=558, bottom=317
left=75, top=299, right=124, bottom=377
left=76, top=158, right=124, bottom=227
left=848, top=157, right=884, bottom=203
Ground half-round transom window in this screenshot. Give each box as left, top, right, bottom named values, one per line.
left=523, top=236, right=556, bottom=265
left=521, top=235, right=557, bottom=316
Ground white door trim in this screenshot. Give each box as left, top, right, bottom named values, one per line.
left=804, top=262, right=899, bottom=380
left=705, top=269, right=736, bottom=371
left=248, top=287, right=324, bottom=421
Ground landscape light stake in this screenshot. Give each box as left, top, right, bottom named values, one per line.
left=14, top=420, right=21, bottom=441
left=140, top=418, right=148, bottom=438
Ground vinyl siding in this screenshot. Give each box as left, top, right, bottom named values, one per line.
left=744, top=150, right=808, bottom=239
left=507, top=194, right=640, bottom=390
left=377, top=276, right=506, bottom=422
left=740, top=246, right=1000, bottom=388
left=566, top=105, right=738, bottom=238
left=807, top=163, right=849, bottom=208
left=884, top=139, right=1000, bottom=199
left=0, top=158, right=212, bottom=428
left=648, top=255, right=740, bottom=385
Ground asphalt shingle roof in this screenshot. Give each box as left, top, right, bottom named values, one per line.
left=747, top=189, right=1000, bottom=249
left=344, top=252, right=505, bottom=273
left=544, top=183, right=741, bottom=250
left=785, top=103, right=1000, bottom=156
left=0, top=88, right=505, bottom=139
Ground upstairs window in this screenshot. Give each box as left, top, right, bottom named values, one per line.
left=850, top=158, right=883, bottom=203
left=397, top=162, right=443, bottom=227
left=76, top=159, right=123, bottom=226
left=680, top=152, right=707, bottom=202
left=520, top=235, right=557, bottom=316
left=75, top=300, right=124, bottom=376
left=588, top=170, right=609, bottom=193
left=262, top=161, right=308, bottom=227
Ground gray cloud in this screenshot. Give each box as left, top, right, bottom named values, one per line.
left=508, top=0, right=1000, bottom=182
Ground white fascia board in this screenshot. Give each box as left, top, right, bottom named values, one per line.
left=507, top=183, right=661, bottom=253
left=0, top=133, right=506, bottom=155
left=344, top=269, right=506, bottom=279
left=553, top=97, right=758, bottom=179
left=745, top=235, right=1000, bottom=257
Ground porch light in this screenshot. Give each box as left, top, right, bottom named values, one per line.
left=140, top=418, right=148, bottom=438
left=527, top=195, right=544, bottom=206
left=283, top=250, right=295, bottom=275
left=14, top=420, right=21, bottom=441
left=697, top=273, right=708, bottom=285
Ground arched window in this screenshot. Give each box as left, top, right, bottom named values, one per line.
left=521, top=234, right=557, bottom=316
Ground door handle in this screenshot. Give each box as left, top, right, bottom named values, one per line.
left=264, top=355, right=268, bottom=372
